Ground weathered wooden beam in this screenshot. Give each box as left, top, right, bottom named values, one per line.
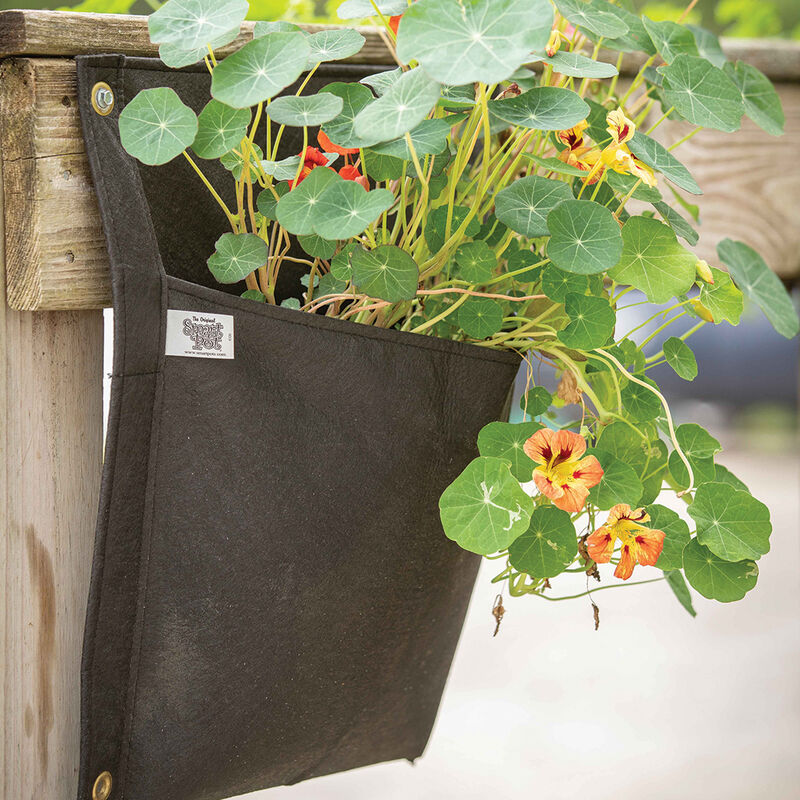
left=0, top=152, right=105, bottom=800
left=1, top=11, right=799, bottom=310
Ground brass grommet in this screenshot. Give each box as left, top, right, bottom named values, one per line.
left=92, top=771, right=113, bottom=800
left=91, top=82, right=115, bottom=116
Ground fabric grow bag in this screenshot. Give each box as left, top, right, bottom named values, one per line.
left=75, top=54, right=520, bottom=800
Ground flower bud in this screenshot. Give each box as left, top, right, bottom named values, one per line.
left=695, top=259, right=715, bottom=284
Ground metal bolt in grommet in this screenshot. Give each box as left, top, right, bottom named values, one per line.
left=92, top=771, right=113, bottom=800
left=91, top=82, right=115, bottom=116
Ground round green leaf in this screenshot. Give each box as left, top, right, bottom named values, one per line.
left=724, top=61, right=784, bottom=137
left=628, top=131, right=701, bottom=195
left=148, top=0, right=247, bottom=50
left=158, top=34, right=241, bottom=68
left=241, top=289, right=266, bottom=302
left=360, top=68, right=402, bottom=97
left=663, top=336, right=697, bottom=380
left=609, top=216, right=696, bottom=303
left=668, top=422, right=721, bottom=488
left=683, top=538, right=758, bottom=602
left=298, top=233, right=337, bottom=259
left=253, top=20, right=301, bottom=36
left=255, top=181, right=289, bottom=220
left=119, top=87, right=198, bottom=166
left=557, top=293, right=615, bottom=350
left=648, top=504, right=691, bottom=571
left=457, top=297, right=504, bottom=339
left=653, top=201, right=698, bottom=245
left=275, top=166, right=340, bottom=235
left=220, top=142, right=263, bottom=179
left=699, top=267, right=743, bottom=326
left=688, top=24, right=726, bottom=67
left=546, top=200, right=623, bottom=275
left=520, top=386, right=553, bottom=418
left=477, top=420, right=543, bottom=482
left=313, top=182, right=395, bottom=240
left=305, top=28, right=365, bottom=67
left=266, top=93, right=344, bottom=127
left=714, top=464, right=749, bottom=493
left=495, top=175, right=573, bottom=238
left=207, top=232, right=268, bottom=284
left=455, top=241, right=496, bottom=284
left=717, top=238, right=799, bottom=339
left=641, top=16, right=699, bottom=63
left=397, top=0, right=553, bottom=85
left=350, top=245, right=419, bottom=301
left=320, top=82, right=377, bottom=150
left=362, top=150, right=406, bottom=181
left=211, top=32, right=311, bottom=108
left=587, top=448, right=643, bottom=510
left=439, top=456, right=534, bottom=555
left=599, top=6, right=655, bottom=55
left=353, top=67, right=441, bottom=144
left=336, top=0, right=407, bottom=19
left=659, top=55, right=743, bottom=132
left=490, top=87, right=590, bottom=131
left=370, top=118, right=452, bottom=159
left=621, top=378, right=662, bottom=422
left=555, top=0, right=629, bottom=39
left=192, top=99, right=251, bottom=159
left=508, top=506, right=577, bottom=579
left=689, top=482, right=771, bottom=562
left=531, top=50, right=618, bottom=78
left=541, top=264, right=588, bottom=302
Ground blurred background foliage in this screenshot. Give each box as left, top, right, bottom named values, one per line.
left=1, top=0, right=799, bottom=39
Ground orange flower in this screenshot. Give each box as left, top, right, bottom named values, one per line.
left=523, top=428, right=604, bottom=513
left=287, top=146, right=329, bottom=188
left=318, top=129, right=359, bottom=157
left=389, top=14, right=402, bottom=35
left=559, top=144, right=604, bottom=182
left=586, top=504, right=665, bottom=580
left=338, top=163, right=369, bottom=190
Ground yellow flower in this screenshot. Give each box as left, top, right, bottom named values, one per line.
left=606, top=108, right=635, bottom=145
left=586, top=504, right=665, bottom=580
left=600, top=145, right=658, bottom=187
left=556, top=119, right=588, bottom=151
left=546, top=28, right=562, bottom=58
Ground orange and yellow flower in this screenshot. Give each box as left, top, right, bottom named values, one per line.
left=586, top=504, right=666, bottom=580
left=523, top=428, right=604, bottom=513
left=317, top=128, right=359, bottom=157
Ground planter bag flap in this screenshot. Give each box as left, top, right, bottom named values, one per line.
left=76, top=55, right=520, bottom=800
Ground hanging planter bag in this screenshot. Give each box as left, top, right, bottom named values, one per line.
left=76, top=55, right=519, bottom=800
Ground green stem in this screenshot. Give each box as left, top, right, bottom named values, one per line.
left=532, top=577, right=665, bottom=601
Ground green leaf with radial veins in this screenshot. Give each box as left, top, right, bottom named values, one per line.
left=255, top=181, right=288, bottom=220
left=312, top=182, right=395, bottom=240
left=477, top=420, right=543, bottom=482
left=211, top=32, right=311, bottom=108
left=158, top=33, right=241, bottom=68
left=586, top=448, right=643, bottom=510
left=714, top=464, right=749, bottom=493
left=717, top=239, right=799, bottom=338
left=148, top=0, right=247, bottom=48
left=600, top=5, right=655, bottom=55
left=275, top=167, right=339, bottom=235
left=558, top=293, right=615, bottom=350
left=690, top=482, right=772, bottom=562
left=530, top=50, right=618, bottom=78
left=547, top=200, right=623, bottom=275
left=360, top=68, right=402, bottom=97
left=683, top=539, right=758, bottom=602
left=353, top=68, right=441, bottom=143
left=320, top=82, right=377, bottom=150
left=648, top=504, right=691, bottom=572
left=724, top=61, right=785, bottom=137
left=350, top=245, right=419, bottom=302
left=119, top=87, right=198, bottom=166
left=207, top=233, right=268, bottom=284
left=508, top=506, right=577, bottom=579
left=621, top=378, right=661, bottom=422
left=192, top=99, right=251, bottom=159
left=396, top=0, right=553, bottom=85
left=658, top=55, right=743, bottom=132
left=266, top=93, right=344, bottom=127
left=699, top=267, right=743, bottom=326
left=495, top=175, right=573, bottom=238
left=609, top=216, right=696, bottom=304
left=457, top=297, right=504, bottom=339
left=668, top=422, right=720, bottom=488
left=520, top=386, right=552, bottom=417
left=664, top=569, right=697, bottom=616
left=439, top=456, right=534, bottom=555
left=336, top=0, right=407, bottom=19
left=688, top=24, right=726, bottom=67
left=653, top=201, right=698, bottom=246
left=253, top=20, right=301, bottom=36
left=555, top=0, right=628, bottom=38
left=298, top=234, right=337, bottom=260
left=304, top=29, right=365, bottom=68
left=541, top=264, right=588, bottom=302
left=628, top=131, right=702, bottom=195
left=490, top=87, right=590, bottom=131
left=370, top=118, right=452, bottom=159
left=642, top=17, right=699, bottom=63
left=663, top=336, right=698, bottom=380
left=220, top=142, right=263, bottom=179
left=455, top=241, right=496, bottom=284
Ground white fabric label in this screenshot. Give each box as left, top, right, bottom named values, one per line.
left=165, top=310, right=234, bottom=359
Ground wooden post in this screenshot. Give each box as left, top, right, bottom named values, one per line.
left=0, top=10, right=798, bottom=800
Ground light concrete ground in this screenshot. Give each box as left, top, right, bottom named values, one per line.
left=254, top=446, right=799, bottom=800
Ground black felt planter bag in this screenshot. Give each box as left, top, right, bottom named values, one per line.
left=76, top=55, right=519, bottom=800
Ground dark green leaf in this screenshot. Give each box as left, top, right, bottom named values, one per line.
left=509, top=506, right=577, bottom=579
left=478, top=420, right=543, bottom=481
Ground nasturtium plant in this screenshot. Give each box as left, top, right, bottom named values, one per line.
left=121, top=0, right=797, bottom=626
